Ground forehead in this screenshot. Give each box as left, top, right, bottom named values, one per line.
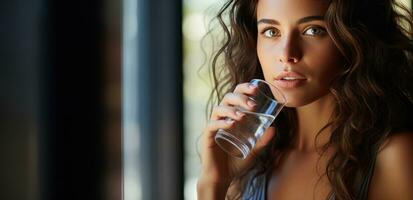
left=256, top=0, right=330, bottom=20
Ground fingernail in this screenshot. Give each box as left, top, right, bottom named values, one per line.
left=247, top=100, right=257, bottom=107
left=236, top=111, right=244, bottom=116
left=249, top=83, right=257, bottom=89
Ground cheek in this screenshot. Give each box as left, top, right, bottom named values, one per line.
left=257, top=40, right=267, bottom=64
left=307, top=42, right=343, bottom=83
left=257, top=41, right=279, bottom=74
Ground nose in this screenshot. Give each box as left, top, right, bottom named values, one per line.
left=278, top=33, right=302, bottom=65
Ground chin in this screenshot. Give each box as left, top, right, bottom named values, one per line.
left=284, top=101, right=307, bottom=108
left=284, top=91, right=333, bottom=108
left=282, top=94, right=321, bottom=108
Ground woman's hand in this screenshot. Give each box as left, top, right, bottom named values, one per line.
left=197, top=82, right=276, bottom=199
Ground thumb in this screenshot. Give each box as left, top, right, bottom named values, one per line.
left=254, top=126, right=276, bottom=153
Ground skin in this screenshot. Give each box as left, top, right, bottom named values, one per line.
left=368, top=132, right=413, bottom=200
left=197, top=0, right=413, bottom=199
left=256, top=0, right=342, bottom=151
left=256, top=0, right=339, bottom=199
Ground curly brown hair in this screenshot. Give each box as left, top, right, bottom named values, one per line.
left=207, top=0, right=413, bottom=199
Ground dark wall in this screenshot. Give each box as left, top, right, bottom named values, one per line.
left=0, top=0, right=184, bottom=199
left=40, top=1, right=105, bottom=199
left=0, top=0, right=44, bottom=199
left=0, top=0, right=121, bottom=199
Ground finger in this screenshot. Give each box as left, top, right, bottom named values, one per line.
left=220, top=93, right=257, bottom=110
left=233, top=82, right=258, bottom=95
left=211, top=105, right=245, bottom=121
left=203, top=119, right=235, bottom=142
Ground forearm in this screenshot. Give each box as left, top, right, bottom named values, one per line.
left=197, top=177, right=230, bottom=200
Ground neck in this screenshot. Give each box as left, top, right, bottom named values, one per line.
left=294, top=93, right=336, bottom=152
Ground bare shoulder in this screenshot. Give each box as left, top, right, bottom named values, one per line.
left=378, top=131, right=413, bottom=157
left=369, top=131, right=413, bottom=200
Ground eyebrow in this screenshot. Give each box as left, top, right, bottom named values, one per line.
left=257, top=15, right=324, bottom=25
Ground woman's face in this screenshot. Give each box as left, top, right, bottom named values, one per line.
left=256, top=0, right=344, bottom=107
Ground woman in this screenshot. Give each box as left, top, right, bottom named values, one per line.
left=197, top=0, right=413, bottom=199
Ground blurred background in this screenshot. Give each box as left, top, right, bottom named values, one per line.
left=0, top=0, right=411, bottom=200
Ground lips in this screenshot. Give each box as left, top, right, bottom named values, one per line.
left=274, top=71, right=307, bottom=89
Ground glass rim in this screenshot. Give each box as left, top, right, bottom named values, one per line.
left=250, top=79, right=287, bottom=104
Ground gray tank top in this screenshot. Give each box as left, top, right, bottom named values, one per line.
left=242, top=155, right=377, bottom=200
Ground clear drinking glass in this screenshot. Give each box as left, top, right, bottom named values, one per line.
left=214, top=79, right=287, bottom=159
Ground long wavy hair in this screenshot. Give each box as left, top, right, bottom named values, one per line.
left=206, top=0, right=413, bottom=199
